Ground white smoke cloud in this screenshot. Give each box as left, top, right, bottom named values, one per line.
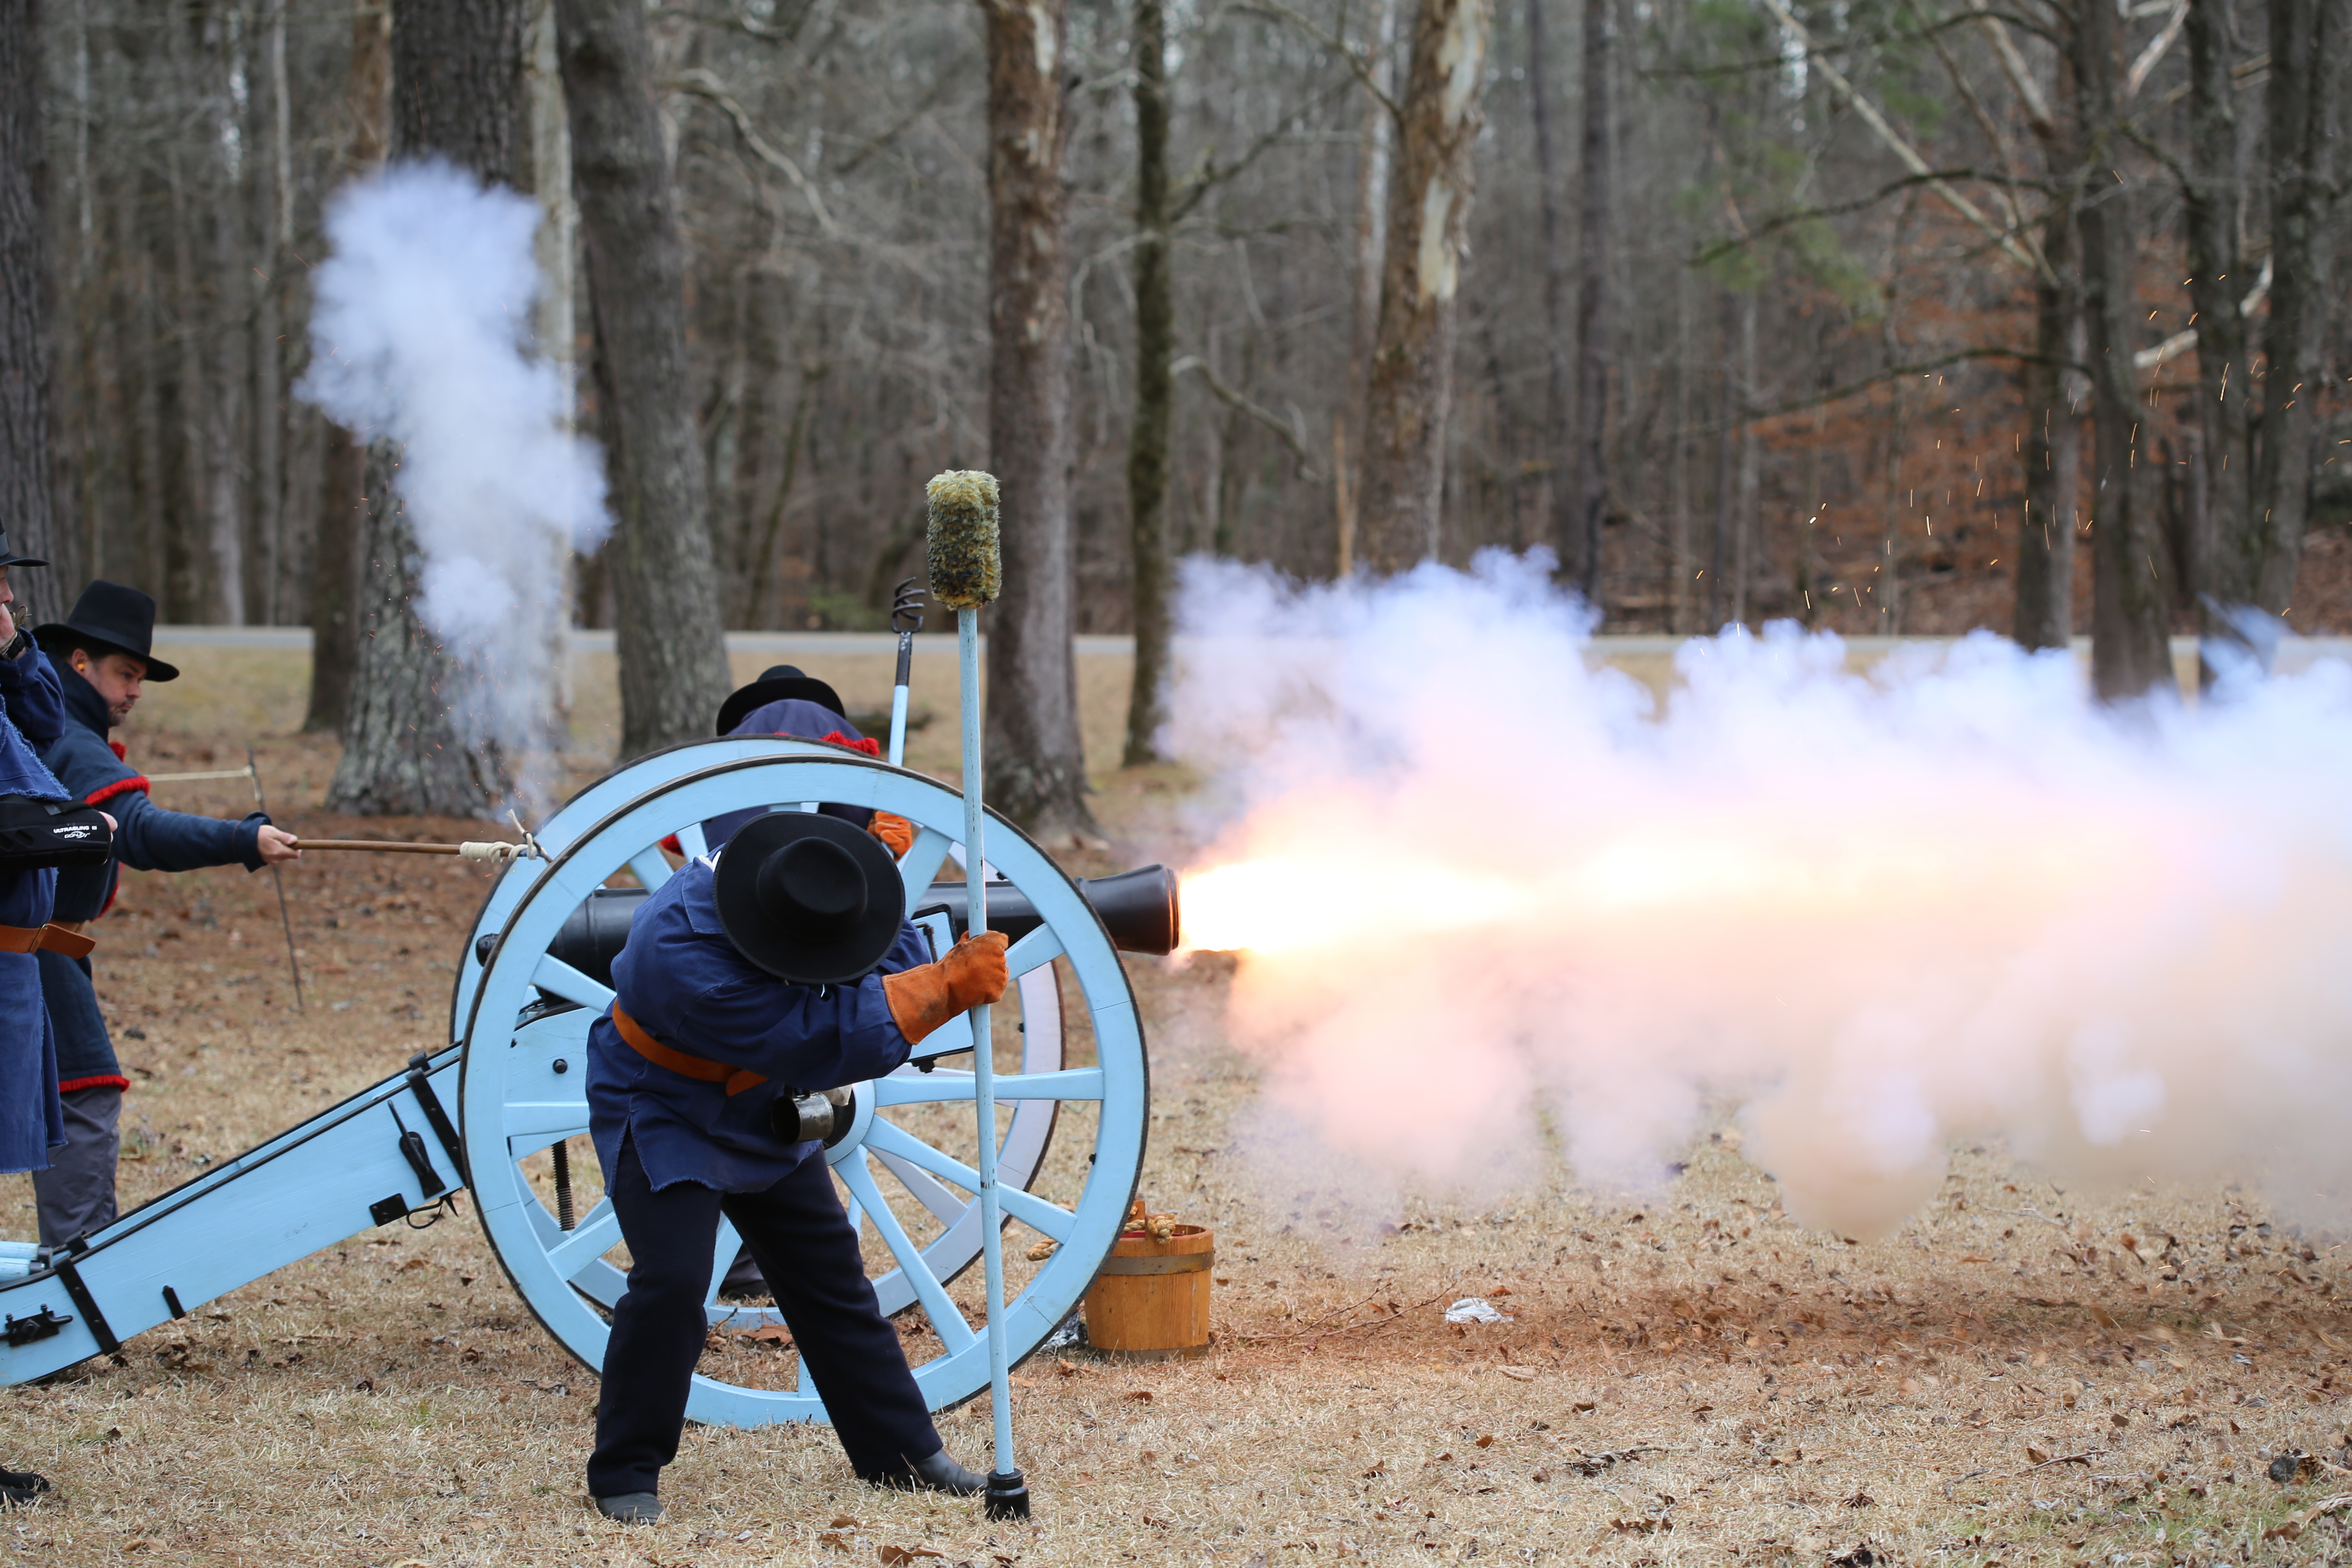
left=297, top=160, right=610, bottom=778
left=1166, top=551, right=2352, bottom=1239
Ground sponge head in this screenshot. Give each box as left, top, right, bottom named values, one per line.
left=925, top=470, right=1002, bottom=609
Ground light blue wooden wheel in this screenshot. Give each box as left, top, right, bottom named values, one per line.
left=455, top=741, right=1148, bottom=1429
left=450, top=738, right=1073, bottom=1317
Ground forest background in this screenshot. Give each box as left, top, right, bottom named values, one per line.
left=1, top=0, right=2348, bottom=760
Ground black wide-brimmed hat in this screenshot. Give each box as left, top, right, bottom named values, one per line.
left=35, top=580, right=180, bottom=682
left=0, top=528, right=48, bottom=573
left=716, top=664, right=846, bottom=737
left=713, top=810, right=904, bottom=985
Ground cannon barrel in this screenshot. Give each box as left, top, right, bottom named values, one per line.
left=911, top=866, right=1179, bottom=958
left=532, top=863, right=1179, bottom=988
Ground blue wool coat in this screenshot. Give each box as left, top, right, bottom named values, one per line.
left=38, top=670, right=270, bottom=1090
left=586, top=858, right=926, bottom=1193
left=0, top=646, right=73, bottom=1175
left=698, top=698, right=878, bottom=849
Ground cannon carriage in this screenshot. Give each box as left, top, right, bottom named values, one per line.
left=0, top=738, right=1173, bottom=1429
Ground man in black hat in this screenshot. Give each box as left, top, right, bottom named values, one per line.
left=0, top=532, right=94, bottom=1507
left=581, top=809, right=1009, bottom=1523
left=28, top=580, right=300, bottom=1249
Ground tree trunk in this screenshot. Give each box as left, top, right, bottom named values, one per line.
left=2181, top=0, right=2252, bottom=666
left=977, top=0, right=1096, bottom=842
left=2244, top=0, right=2340, bottom=614
left=1526, top=0, right=1575, bottom=587
left=328, top=0, right=526, bottom=815
left=1707, top=290, right=1735, bottom=627
left=1569, top=0, right=1609, bottom=606
left=555, top=0, right=733, bottom=759
left=1338, top=0, right=1398, bottom=577
left=305, top=0, right=389, bottom=733
left=2075, top=0, right=2171, bottom=700
left=1122, top=0, right=1172, bottom=769
left=1354, top=0, right=1494, bottom=573
left=2014, top=208, right=2081, bottom=649
left=0, top=0, right=77, bottom=625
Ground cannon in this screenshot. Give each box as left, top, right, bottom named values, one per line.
left=0, top=737, right=1170, bottom=1430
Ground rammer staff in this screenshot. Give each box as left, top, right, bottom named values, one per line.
left=925, top=468, right=1029, bottom=1521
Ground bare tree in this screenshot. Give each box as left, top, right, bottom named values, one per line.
left=1525, top=0, right=1575, bottom=588
left=2074, top=0, right=2171, bottom=698
left=1123, top=0, right=1173, bottom=768
left=977, top=0, right=1096, bottom=842
left=1355, top=0, right=1494, bottom=573
left=0, top=0, right=74, bottom=623
left=2014, top=43, right=2079, bottom=652
left=305, top=2, right=391, bottom=733
left=328, top=0, right=524, bottom=815
left=1569, top=0, right=1609, bottom=604
left=555, top=0, right=732, bottom=758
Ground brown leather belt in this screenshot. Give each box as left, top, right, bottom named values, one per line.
left=610, top=1004, right=767, bottom=1097
left=0, top=923, right=95, bottom=959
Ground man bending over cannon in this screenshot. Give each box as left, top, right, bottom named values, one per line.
left=29, top=582, right=300, bottom=1249
left=583, top=806, right=1005, bottom=1523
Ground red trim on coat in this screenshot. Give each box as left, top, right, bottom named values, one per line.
left=57, top=1074, right=128, bottom=1095
left=107, top=741, right=126, bottom=761
left=84, top=776, right=149, bottom=808
left=819, top=731, right=881, bottom=757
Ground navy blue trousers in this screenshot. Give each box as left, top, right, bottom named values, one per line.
left=587, top=1136, right=941, bottom=1498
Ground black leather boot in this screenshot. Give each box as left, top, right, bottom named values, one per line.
left=871, top=1448, right=985, bottom=1495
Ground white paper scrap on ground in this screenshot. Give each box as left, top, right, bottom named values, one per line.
left=1445, top=1297, right=1514, bottom=1324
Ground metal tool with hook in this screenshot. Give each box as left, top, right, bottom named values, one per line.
left=888, top=578, right=926, bottom=768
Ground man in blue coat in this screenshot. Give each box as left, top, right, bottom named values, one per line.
left=584, top=808, right=1008, bottom=1523
left=30, top=581, right=300, bottom=1247
left=0, top=535, right=100, bottom=1507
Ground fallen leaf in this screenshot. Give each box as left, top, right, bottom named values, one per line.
left=2088, top=1305, right=2119, bottom=1330
left=1124, top=1390, right=1154, bottom=1403
left=2027, top=1446, right=2051, bottom=1465
left=879, top=1547, right=946, bottom=1565
left=1500, top=1366, right=1537, bottom=1382
left=819, top=1533, right=851, bottom=1551
left=831, top=1515, right=861, bottom=1528
left=741, top=1323, right=793, bottom=1344
left=1474, top=1434, right=1495, bottom=1449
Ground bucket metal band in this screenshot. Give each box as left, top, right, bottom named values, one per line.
left=1096, top=1250, right=1213, bottom=1277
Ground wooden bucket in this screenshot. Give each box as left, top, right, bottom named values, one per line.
left=1082, top=1223, right=1213, bottom=1361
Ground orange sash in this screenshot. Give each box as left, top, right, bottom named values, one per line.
left=610, top=1004, right=767, bottom=1097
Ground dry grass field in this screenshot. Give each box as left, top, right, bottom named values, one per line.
left=0, top=641, right=2346, bottom=1567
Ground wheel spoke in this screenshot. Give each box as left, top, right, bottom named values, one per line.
left=676, top=821, right=708, bottom=860
left=873, top=1068, right=1103, bottom=1107
left=627, top=847, right=673, bottom=892
left=1003, top=923, right=1065, bottom=976
left=545, top=1200, right=621, bottom=1280
left=838, top=1150, right=977, bottom=1353
left=874, top=1147, right=968, bottom=1224
left=705, top=1216, right=743, bottom=1311
left=897, top=828, right=953, bottom=913
left=502, top=1099, right=591, bottom=1139
left=532, top=953, right=616, bottom=1012
left=862, top=1121, right=1075, bottom=1241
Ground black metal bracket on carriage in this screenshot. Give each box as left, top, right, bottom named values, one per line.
left=2, top=1306, right=70, bottom=1348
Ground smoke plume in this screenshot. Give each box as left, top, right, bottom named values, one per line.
left=1167, top=551, right=2352, bottom=1239
left=298, top=161, right=610, bottom=779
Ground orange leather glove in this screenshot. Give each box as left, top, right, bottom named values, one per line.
left=882, top=931, right=1011, bottom=1046
left=869, top=811, right=916, bottom=857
